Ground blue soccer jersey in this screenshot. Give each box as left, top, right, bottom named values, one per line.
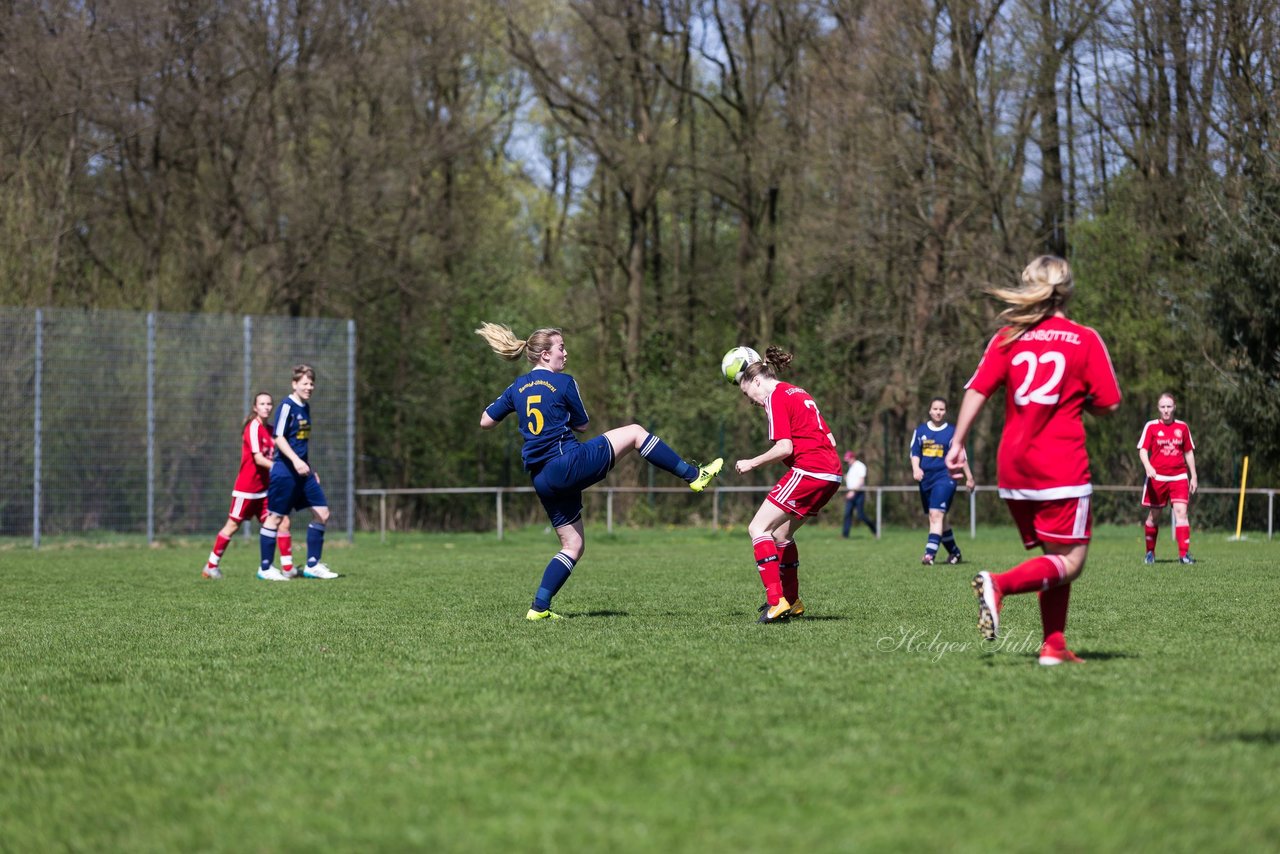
left=485, top=368, right=589, bottom=470
left=273, top=396, right=312, bottom=464
left=910, top=421, right=955, bottom=481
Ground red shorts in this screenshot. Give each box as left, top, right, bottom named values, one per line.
left=1141, top=477, right=1189, bottom=507
left=766, top=469, right=841, bottom=518
left=1005, top=495, right=1092, bottom=548
left=227, top=494, right=269, bottom=524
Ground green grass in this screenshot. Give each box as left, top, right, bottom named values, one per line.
left=3, top=525, right=1278, bottom=852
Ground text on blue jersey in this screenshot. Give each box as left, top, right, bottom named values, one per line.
left=485, top=369, right=590, bottom=470
left=274, top=397, right=312, bottom=462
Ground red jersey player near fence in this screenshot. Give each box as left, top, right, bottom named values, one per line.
left=733, top=347, right=843, bottom=623
left=202, top=392, right=293, bottom=579
left=944, top=256, right=1121, bottom=665
left=1138, top=393, right=1198, bottom=565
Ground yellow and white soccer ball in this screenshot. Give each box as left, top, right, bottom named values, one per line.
left=721, top=346, right=761, bottom=384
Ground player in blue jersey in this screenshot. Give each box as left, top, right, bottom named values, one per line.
left=910, top=397, right=974, bottom=565
left=476, top=322, right=723, bottom=621
left=257, top=364, right=339, bottom=581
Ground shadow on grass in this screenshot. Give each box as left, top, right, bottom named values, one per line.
left=1073, top=649, right=1137, bottom=661
left=566, top=610, right=630, bottom=618
left=1224, top=731, right=1280, bottom=746
left=788, top=614, right=848, bottom=622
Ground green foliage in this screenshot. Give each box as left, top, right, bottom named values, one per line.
left=3, top=530, right=1278, bottom=850
left=1198, top=166, right=1280, bottom=475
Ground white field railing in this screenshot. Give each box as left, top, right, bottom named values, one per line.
left=356, top=485, right=1278, bottom=542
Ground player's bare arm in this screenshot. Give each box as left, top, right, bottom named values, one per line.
left=945, top=389, right=987, bottom=479
left=1185, top=449, right=1198, bottom=494
left=735, top=438, right=793, bottom=474
left=1139, top=447, right=1157, bottom=479
left=479, top=411, right=498, bottom=430
left=277, top=441, right=309, bottom=476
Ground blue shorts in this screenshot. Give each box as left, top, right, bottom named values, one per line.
left=530, top=436, right=615, bottom=528
left=268, top=466, right=328, bottom=516
left=919, top=475, right=956, bottom=513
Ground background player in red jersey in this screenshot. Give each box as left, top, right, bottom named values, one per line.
left=733, top=347, right=843, bottom=623
left=202, top=392, right=293, bottom=578
left=1138, top=393, right=1198, bottom=564
left=945, top=256, right=1122, bottom=665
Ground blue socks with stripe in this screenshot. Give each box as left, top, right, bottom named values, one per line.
left=941, top=528, right=959, bottom=556
left=306, top=523, right=326, bottom=567
left=639, top=433, right=696, bottom=482
left=259, top=526, right=277, bottom=570
left=533, top=551, right=578, bottom=611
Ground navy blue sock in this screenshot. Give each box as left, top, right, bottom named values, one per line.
left=306, top=523, right=326, bottom=566
left=533, top=551, right=577, bottom=611
left=259, top=526, right=277, bottom=570
left=941, top=529, right=959, bottom=555
left=639, top=433, right=696, bottom=482
left=925, top=533, right=941, bottom=557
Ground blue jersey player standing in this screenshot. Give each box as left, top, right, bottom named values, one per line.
left=258, top=364, right=339, bottom=581
left=910, top=397, right=974, bottom=566
left=476, top=323, right=723, bottom=621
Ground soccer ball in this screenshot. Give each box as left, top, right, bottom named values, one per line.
left=720, top=346, right=761, bottom=384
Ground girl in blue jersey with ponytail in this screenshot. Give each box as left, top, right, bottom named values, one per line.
left=477, top=323, right=723, bottom=621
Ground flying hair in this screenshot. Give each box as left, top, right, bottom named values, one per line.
left=475, top=322, right=562, bottom=365
left=739, top=346, right=794, bottom=384
left=990, top=255, right=1075, bottom=344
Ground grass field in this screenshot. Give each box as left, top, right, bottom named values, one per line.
left=3, top=524, right=1278, bottom=852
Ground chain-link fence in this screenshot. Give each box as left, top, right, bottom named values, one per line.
left=0, top=308, right=354, bottom=546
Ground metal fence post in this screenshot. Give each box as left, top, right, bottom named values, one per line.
left=496, top=489, right=504, bottom=541
left=33, top=308, right=43, bottom=549
left=146, top=312, right=155, bottom=546
left=875, top=488, right=883, bottom=539
left=243, top=316, right=252, bottom=417
left=243, top=316, right=253, bottom=540
left=379, top=491, right=387, bottom=544
left=347, top=319, right=356, bottom=542
left=713, top=487, right=720, bottom=529
left=970, top=488, right=977, bottom=539
left=607, top=489, right=614, bottom=534
left=1270, top=491, right=1274, bottom=541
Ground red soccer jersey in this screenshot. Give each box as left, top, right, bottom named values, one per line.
left=765, top=382, right=842, bottom=478
left=1138, top=419, right=1194, bottom=478
left=232, top=420, right=274, bottom=497
left=965, top=316, right=1121, bottom=497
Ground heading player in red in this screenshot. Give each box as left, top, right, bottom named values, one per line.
left=202, top=392, right=293, bottom=578
left=1138, top=393, right=1198, bottom=564
left=945, top=256, right=1121, bottom=665
left=733, top=346, right=843, bottom=623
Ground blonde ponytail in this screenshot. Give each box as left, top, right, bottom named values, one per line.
left=475, top=322, right=563, bottom=365
left=990, top=255, right=1075, bottom=343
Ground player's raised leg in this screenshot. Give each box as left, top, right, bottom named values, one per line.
left=603, top=424, right=722, bottom=492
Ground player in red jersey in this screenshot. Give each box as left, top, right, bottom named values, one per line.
left=1138, top=393, right=1198, bottom=564
left=733, top=347, right=843, bottom=623
left=944, top=256, right=1122, bottom=664
left=202, top=392, right=293, bottom=578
